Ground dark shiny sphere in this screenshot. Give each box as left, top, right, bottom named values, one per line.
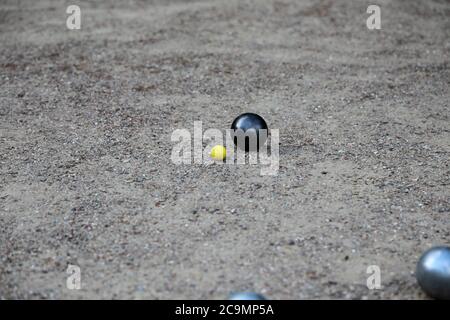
left=230, top=113, right=268, bottom=152
left=228, top=292, right=267, bottom=300
left=416, top=246, right=450, bottom=300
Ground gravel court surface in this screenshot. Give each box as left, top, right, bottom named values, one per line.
left=0, top=0, right=449, bottom=299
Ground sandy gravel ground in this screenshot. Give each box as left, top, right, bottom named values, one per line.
left=0, top=0, right=449, bottom=299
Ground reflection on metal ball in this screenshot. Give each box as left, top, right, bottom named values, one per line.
left=416, top=246, right=450, bottom=300
left=228, top=292, right=267, bottom=300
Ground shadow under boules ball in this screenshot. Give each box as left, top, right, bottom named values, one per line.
left=231, top=113, right=268, bottom=152
left=416, top=246, right=450, bottom=300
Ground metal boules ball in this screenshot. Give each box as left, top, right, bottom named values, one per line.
left=416, top=246, right=450, bottom=300
left=228, top=292, right=267, bottom=300
left=230, top=113, right=268, bottom=152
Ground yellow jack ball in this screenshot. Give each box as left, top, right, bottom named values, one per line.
left=210, top=145, right=227, bottom=161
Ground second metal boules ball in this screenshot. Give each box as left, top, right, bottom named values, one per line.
left=416, top=246, right=450, bottom=300
left=231, top=113, right=268, bottom=152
